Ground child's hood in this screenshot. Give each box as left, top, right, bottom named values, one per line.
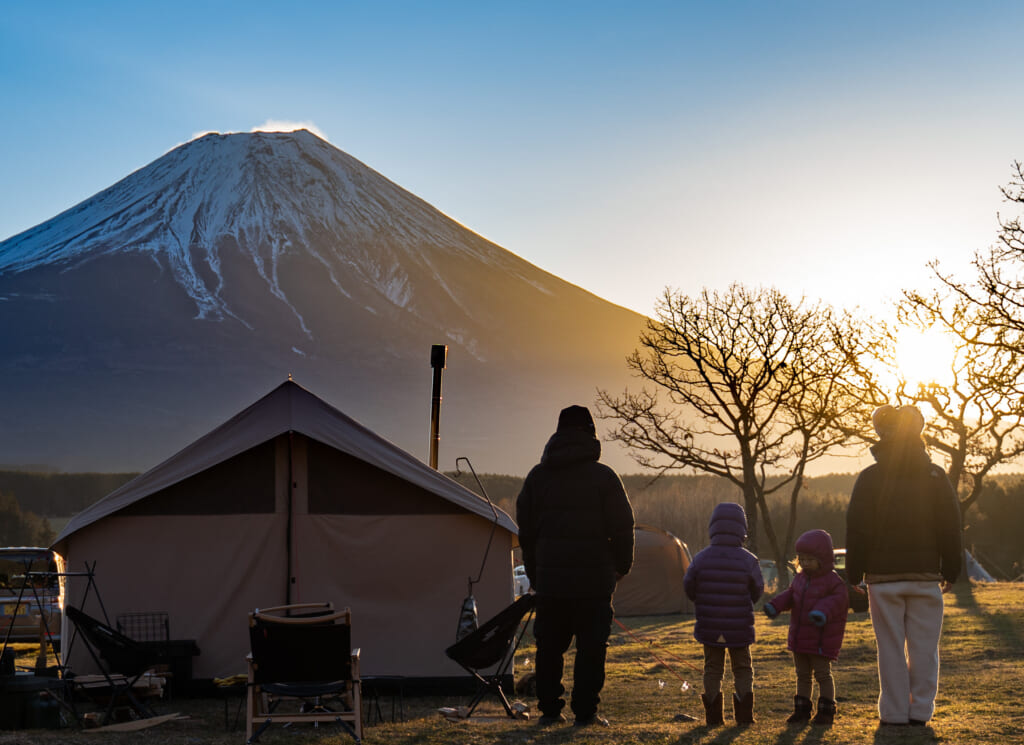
left=709, top=502, right=748, bottom=545
left=795, top=529, right=835, bottom=571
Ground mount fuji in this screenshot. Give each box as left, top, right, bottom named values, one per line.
left=0, top=130, right=647, bottom=475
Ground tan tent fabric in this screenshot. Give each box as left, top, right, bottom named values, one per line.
left=54, top=380, right=517, bottom=682
left=614, top=524, right=693, bottom=616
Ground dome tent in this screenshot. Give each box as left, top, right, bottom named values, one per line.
left=614, top=524, right=693, bottom=616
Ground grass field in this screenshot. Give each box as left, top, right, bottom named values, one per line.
left=0, top=582, right=1021, bottom=744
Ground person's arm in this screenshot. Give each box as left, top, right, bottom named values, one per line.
left=750, top=560, right=765, bottom=602
left=845, top=470, right=873, bottom=586
left=515, top=475, right=537, bottom=585
left=769, top=586, right=794, bottom=613
left=604, top=471, right=635, bottom=578
left=933, top=468, right=963, bottom=586
left=683, top=559, right=698, bottom=601
left=815, top=575, right=850, bottom=619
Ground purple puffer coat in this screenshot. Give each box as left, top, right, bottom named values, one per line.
left=683, top=502, right=764, bottom=647
left=767, top=529, right=848, bottom=660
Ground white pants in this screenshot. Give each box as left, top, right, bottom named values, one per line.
left=867, top=581, right=944, bottom=724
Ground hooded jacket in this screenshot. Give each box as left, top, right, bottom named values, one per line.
left=683, top=502, right=764, bottom=647
left=767, top=529, right=848, bottom=660
left=846, top=436, right=962, bottom=586
left=515, top=427, right=635, bottom=598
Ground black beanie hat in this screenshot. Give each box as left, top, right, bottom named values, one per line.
left=557, top=405, right=595, bottom=433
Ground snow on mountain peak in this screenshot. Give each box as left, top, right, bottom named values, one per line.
left=0, top=130, right=528, bottom=329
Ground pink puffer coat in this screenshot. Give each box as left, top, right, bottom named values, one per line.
left=767, top=529, right=848, bottom=660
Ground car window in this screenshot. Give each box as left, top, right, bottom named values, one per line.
left=0, top=549, right=59, bottom=595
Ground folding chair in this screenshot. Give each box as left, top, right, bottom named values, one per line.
left=246, top=602, right=362, bottom=744
left=64, top=605, right=164, bottom=725
left=444, top=593, right=536, bottom=719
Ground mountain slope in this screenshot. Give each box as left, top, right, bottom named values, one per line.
left=0, top=130, right=648, bottom=475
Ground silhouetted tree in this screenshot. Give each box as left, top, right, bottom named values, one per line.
left=0, top=492, right=54, bottom=547
left=597, top=284, right=867, bottom=584
left=896, top=287, right=1024, bottom=522
left=838, top=163, right=1024, bottom=524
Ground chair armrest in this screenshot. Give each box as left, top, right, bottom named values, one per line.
left=351, top=648, right=361, bottom=680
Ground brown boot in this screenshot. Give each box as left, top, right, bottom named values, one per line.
left=811, top=697, right=836, bottom=726
left=787, top=695, right=813, bottom=725
left=701, top=692, right=724, bottom=726
left=733, top=691, right=755, bottom=724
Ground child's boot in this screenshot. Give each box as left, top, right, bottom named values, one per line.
left=733, top=692, right=755, bottom=724
left=786, top=695, right=813, bottom=725
left=812, top=697, right=836, bottom=726
left=701, top=692, right=724, bottom=726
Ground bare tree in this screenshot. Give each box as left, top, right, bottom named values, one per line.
left=880, top=162, right=1024, bottom=522
left=597, top=284, right=865, bottom=583
left=897, top=286, right=1024, bottom=523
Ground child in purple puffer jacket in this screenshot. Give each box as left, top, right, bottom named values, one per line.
left=683, top=502, right=764, bottom=726
left=764, top=529, right=849, bottom=726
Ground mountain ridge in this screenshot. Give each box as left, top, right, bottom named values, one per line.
left=0, top=130, right=648, bottom=475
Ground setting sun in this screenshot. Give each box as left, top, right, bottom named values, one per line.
left=895, top=327, right=956, bottom=388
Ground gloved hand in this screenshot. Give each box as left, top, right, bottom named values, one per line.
left=763, top=602, right=778, bottom=619
left=808, top=610, right=826, bottom=627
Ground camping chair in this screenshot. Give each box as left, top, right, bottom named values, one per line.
left=444, top=593, right=535, bottom=719
left=64, top=605, right=164, bottom=725
left=246, top=602, right=362, bottom=744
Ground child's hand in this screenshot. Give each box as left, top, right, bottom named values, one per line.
left=808, top=610, right=826, bottom=627
left=763, top=602, right=778, bottom=619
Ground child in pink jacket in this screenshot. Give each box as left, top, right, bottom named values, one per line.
left=764, top=529, right=849, bottom=726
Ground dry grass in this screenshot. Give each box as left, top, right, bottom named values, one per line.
left=1, top=582, right=1022, bottom=744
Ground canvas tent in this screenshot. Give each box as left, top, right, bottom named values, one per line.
left=53, top=380, right=517, bottom=685
left=614, top=525, right=693, bottom=616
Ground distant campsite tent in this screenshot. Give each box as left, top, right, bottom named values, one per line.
left=52, top=380, right=517, bottom=685
left=965, top=550, right=996, bottom=582
left=614, top=525, right=693, bottom=616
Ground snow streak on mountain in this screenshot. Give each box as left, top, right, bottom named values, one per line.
left=1, top=130, right=552, bottom=344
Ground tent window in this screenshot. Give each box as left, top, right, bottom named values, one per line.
left=119, top=441, right=276, bottom=515
left=307, top=438, right=461, bottom=515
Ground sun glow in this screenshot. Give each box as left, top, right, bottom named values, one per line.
left=895, top=327, right=956, bottom=389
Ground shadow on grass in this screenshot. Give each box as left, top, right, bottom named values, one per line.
left=671, top=723, right=747, bottom=745
left=766, top=722, right=829, bottom=745
left=950, top=580, right=1024, bottom=653
left=872, top=722, right=937, bottom=743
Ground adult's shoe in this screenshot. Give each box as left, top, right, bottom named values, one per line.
left=574, top=714, right=610, bottom=728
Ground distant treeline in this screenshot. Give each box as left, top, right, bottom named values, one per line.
left=450, top=471, right=1024, bottom=580
left=0, top=471, right=138, bottom=517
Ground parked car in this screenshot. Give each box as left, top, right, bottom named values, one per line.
left=0, top=547, right=62, bottom=644
left=759, top=558, right=794, bottom=593
left=833, top=548, right=869, bottom=613
left=513, top=565, right=531, bottom=597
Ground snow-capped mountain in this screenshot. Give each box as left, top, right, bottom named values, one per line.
left=0, top=130, right=647, bottom=474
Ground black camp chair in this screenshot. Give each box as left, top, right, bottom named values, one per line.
left=246, top=602, right=362, bottom=744
left=444, top=593, right=535, bottom=719
left=64, top=605, right=164, bottom=725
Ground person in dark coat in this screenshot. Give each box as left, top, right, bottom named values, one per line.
left=764, top=529, right=849, bottom=726
left=683, top=502, right=764, bottom=726
left=846, top=404, right=962, bottom=727
left=515, top=405, right=634, bottom=728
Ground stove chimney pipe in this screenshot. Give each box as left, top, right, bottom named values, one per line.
left=429, top=344, right=447, bottom=470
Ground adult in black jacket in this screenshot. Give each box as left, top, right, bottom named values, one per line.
left=516, top=405, right=634, bottom=728
left=846, top=404, right=962, bottom=727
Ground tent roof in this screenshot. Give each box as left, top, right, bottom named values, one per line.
left=54, top=380, right=517, bottom=546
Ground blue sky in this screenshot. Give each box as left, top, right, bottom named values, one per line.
left=3, top=1, right=1023, bottom=316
